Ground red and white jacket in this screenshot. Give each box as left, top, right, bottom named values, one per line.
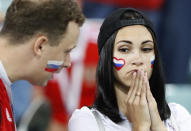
left=0, top=61, right=16, bottom=131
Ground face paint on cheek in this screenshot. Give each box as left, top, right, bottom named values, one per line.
left=113, top=57, right=126, bottom=71
left=45, top=60, right=64, bottom=73
left=150, top=56, right=155, bottom=68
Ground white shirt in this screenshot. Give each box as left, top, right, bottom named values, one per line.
left=0, top=60, right=13, bottom=104
left=68, top=103, right=191, bottom=131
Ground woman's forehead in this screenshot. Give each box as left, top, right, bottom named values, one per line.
left=115, top=25, right=153, bottom=44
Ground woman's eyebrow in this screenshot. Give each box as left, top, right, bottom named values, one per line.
left=116, top=40, right=132, bottom=45
left=116, top=40, right=154, bottom=45
left=142, top=40, right=154, bottom=45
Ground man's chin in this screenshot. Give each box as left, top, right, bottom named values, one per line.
left=41, top=80, right=49, bottom=87
left=31, top=80, right=48, bottom=87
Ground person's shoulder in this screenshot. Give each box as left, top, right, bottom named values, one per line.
left=168, top=103, right=191, bottom=124
left=68, top=106, right=99, bottom=131
left=70, top=106, right=93, bottom=118
left=169, top=103, right=190, bottom=116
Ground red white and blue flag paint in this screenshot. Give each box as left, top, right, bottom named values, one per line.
left=113, top=57, right=125, bottom=71
left=150, top=56, right=155, bottom=68
left=45, top=60, right=64, bottom=73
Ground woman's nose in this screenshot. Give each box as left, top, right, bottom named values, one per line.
left=131, top=52, right=144, bottom=66
left=132, top=61, right=143, bottom=66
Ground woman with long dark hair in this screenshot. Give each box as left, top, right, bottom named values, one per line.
left=68, top=8, right=191, bottom=131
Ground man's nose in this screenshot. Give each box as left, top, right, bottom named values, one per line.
left=62, top=54, right=71, bottom=68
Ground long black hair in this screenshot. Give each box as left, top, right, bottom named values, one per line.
left=94, top=9, right=171, bottom=123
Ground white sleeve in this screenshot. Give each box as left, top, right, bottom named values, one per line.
left=68, top=106, right=99, bottom=131
left=169, top=103, right=191, bottom=131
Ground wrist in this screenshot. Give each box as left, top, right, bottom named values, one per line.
left=133, top=126, right=150, bottom=131
left=151, top=124, right=167, bottom=131
left=152, top=128, right=167, bottom=131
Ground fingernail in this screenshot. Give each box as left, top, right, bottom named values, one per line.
left=133, top=72, right=136, bottom=78
left=144, top=71, right=146, bottom=76
left=138, top=70, right=141, bottom=75
left=143, top=72, right=146, bottom=82
left=140, top=70, right=142, bottom=76
left=144, top=76, right=147, bottom=83
left=141, top=70, right=144, bottom=76
left=142, top=70, right=144, bottom=76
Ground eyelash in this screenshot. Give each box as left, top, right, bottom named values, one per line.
left=142, top=48, right=153, bottom=52
left=118, top=48, right=129, bottom=53
left=118, top=47, right=153, bottom=53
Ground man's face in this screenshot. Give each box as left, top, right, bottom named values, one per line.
left=113, top=25, right=155, bottom=87
left=32, top=21, right=80, bottom=86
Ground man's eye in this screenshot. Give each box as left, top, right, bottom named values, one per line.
left=142, top=48, right=153, bottom=52
left=119, top=48, right=129, bottom=53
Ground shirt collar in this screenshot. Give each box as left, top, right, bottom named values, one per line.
left=0, top=60, right=13, bottom=103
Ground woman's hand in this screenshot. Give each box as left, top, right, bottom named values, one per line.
left=125, top=70, right=151, bottom=131
left=145, top=74, right=167, bottom=131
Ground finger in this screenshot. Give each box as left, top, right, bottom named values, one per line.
left=140, top=71, right=147, bottom=104
left=133, top=70, right=144, bottom=103
left=145, top=75, right=161, bottom=127
left=146, top=73, right=151, bottom=102
left=136, top=70, right=144, bottom=97
left=145, top=73, right=157, bottom=110
left=128, top=70, right=141, bottom=103
left=145, top=72, right=153, bottom=102
left=140, top=71, right=146, bottom=99
left=126, top=71, right=136, bottom=100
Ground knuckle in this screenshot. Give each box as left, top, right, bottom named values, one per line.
left=133, top=103, right=139, bottom=107
left=140, top=101, right=146, bottom=107
left=126, top=100, right=132, bottom=105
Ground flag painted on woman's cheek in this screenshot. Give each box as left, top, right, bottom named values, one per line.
left=45, top=60, right=64, bottom=72
left=150, top=56, right=155, bottom=68
left=113, top=57, right=125, bottom=71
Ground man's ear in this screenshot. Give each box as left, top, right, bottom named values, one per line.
left=33, top=35, right=48, bottom=56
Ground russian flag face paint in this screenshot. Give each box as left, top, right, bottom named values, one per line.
left=113, top=57, right=125, bottom=71
left=150, top=56, right=155, bottom=68
left=45, top=60, right=64, bottom=73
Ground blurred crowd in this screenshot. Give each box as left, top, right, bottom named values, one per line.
left=0, top=0, right=191, bottom=130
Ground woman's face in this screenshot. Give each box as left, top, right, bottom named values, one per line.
left=113, top=25, right=155, bottom=87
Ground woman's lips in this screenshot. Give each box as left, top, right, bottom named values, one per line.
left=129, top=69, right=138, bottom=74
left=125, top=69, right=137, bottom=76
left=128, top=69, right=145, bottom=75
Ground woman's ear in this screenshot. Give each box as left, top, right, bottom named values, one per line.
left=33, top=35, right=48, bottom=56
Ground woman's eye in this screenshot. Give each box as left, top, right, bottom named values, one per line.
left=118, top=48, right=129, bottom=53
left=142, top=48, right=153, bottom=52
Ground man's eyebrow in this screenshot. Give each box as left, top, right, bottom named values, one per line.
left=65, top=45, right=77, bottom=52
